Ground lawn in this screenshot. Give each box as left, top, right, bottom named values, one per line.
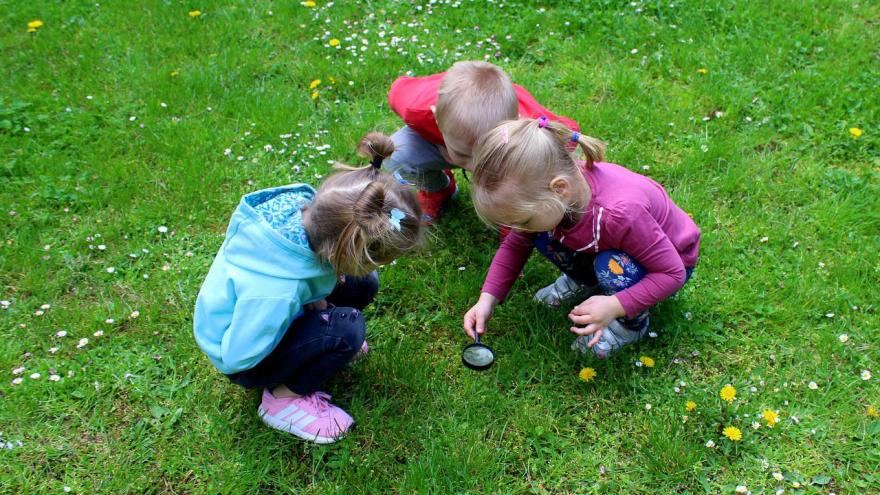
left=1, top=0, right=879, bottom=493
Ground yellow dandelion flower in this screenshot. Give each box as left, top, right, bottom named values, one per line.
left=697, top=68, right=708, bottom=74
left=722, top=426, right=742, bottom=441
left=686, top=401, right=697, bottom=412
left=28, top=20, right=44, bottom=29
left=578, top=367, right=597, bottom=382
left=311, top=90, right=320, bottom=100
left=720, top=385, right=736, bottom=403
left=170, top=70, right=180, bottom=77
left=762, top=409, right=779, bottom=427
left=849, top=127, right=863, bottom=138
left=329, top=38, right=340, bottom=47
left=639, top=356, right=655, bottom=368
left=309, top=79, right=321, bottom=90
left=868, top=405, right=879, bottom=418
left=188, top=10, right=202, bottom=18
left=27, top=27, right=37, bottom=33
left=302, top=1, right=316, bottom=7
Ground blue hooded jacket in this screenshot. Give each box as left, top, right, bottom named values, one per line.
left=193, top=184, right=337, bottom=374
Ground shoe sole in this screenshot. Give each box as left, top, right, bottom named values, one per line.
left=258, top=406, right=346, bottom=444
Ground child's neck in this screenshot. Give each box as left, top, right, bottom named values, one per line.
left=559, top=211, right=579, bottom=229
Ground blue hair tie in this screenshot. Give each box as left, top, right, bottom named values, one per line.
left=570, top=131, right=580, bottom=142
left=537, top=116, right=549, bottom=128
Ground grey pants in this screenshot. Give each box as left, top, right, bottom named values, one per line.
left=385, top=126, right=456, bottom=192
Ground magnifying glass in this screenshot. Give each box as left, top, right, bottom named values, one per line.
left=461, top=333, right=495, bottom=371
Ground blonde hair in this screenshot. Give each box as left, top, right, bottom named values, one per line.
left=470, top=118, right=606, bottom=229
left=305, top=132, right=423, bottom=275
left=435, top=61, right=518, bottom=148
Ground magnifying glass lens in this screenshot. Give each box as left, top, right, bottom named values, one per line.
left=463, top=346, right=493, bottom=366
left=462, top=342, right=495, bottom=370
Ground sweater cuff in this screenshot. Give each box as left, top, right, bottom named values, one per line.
left=614, top=290, right=640, bottom=320
left=480, top=282, right=509, bottom=304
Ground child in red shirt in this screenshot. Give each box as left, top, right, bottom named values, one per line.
left=386, top=61, right=579, bottom=223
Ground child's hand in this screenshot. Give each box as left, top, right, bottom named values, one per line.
left=463, top=292, right=499, bottom=340
left=568, top=295, right=626, bottom=347
left=305, top=299, right=328, bottom=311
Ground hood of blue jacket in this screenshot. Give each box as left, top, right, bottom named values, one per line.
left=223, top=184, right=328, bottom=279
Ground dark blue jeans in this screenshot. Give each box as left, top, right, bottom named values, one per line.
left=533, top=232, right=598, bottom=286
left=535, top=233, right=692, bottom=331
left=226, top=272, right=379, bottom=395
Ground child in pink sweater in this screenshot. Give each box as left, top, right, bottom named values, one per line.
left=463, top=117, right=700, bottom=357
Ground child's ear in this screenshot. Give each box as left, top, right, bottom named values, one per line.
left=549, top=177, right=571, bottom=200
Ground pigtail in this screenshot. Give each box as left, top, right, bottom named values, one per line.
left=331, top=181, right=386, bottom=273
left=575, top=134, right=606, bottom=168
left=331, top=131, right=397, bottom=175
left=357, top=132, right=396, bottom=173
left=543, top=119, right=606, bottom=168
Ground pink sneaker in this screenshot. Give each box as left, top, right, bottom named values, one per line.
left=258, top=389, right=354, bottom=444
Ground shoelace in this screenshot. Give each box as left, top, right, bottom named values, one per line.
left=304, top=391, right=333, bottom=415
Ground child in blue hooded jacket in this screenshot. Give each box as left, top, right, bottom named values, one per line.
left=194, top=132, right=422, bottom=444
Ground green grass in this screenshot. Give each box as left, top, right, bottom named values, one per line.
left=2, top=0, right=879, bottom=493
